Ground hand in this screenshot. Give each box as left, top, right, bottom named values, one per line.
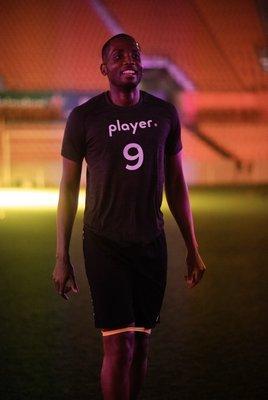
left=52, top=257, right=79, bottom=300
left=184, top=249, right=206, bottom=289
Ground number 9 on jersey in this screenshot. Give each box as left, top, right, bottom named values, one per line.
left=123, top=143, right=144, bottom=171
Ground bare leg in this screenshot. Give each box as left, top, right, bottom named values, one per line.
left=101, top=331, right=135, bottom=400
left=129, top=332, right=150, bottom=400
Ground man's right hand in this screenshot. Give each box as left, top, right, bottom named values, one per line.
left=52, top=257, right=79, bottom=300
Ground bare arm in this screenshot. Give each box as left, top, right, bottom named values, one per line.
left=52, top=157, right=82, bottom=299
left=165, top=151, right=206, bottom=288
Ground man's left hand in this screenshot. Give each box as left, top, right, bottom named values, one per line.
left=184, top=250, right=206, bottom=288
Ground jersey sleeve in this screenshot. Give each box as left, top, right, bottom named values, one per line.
left=165, top=104, right=183, bottom=156
left=61, top=108, right=86, bottom=162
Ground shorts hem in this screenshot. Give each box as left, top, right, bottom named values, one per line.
left=94, top=319, right=160, bottom=330
left=95, top=319, right=135, bottom=330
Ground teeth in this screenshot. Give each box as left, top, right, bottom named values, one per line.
left=123, top=70, right=136, bottom=74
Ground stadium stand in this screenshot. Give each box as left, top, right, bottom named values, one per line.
left=199, top=122, right=268, bottom=162
left=0, top=0, right=267, bottom=185
left=0, top=0, right=108, bottom=91
left=104, top=0, right=268, bottom=90
left=1, top=0, right=267, bottom=91
left=0, top=122, right=63, bottom=186
left=193, top=0, right=267, bottom=91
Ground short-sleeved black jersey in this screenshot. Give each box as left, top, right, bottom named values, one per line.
left=61, top=90, right=182, bottom=243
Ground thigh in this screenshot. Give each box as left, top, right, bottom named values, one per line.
left=83, top=229, right=135, bottom=329
left=132, top=230, right=168, bottom=327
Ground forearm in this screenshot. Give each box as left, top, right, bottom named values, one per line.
left=56, top=181, right=80, bottom=260
left=165, top=178, right=198, bottom=253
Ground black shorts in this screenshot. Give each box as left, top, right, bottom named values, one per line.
left=82, top=228, right=167, bottom=330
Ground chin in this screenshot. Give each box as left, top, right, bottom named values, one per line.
left=122, top=77, right=142, bottom=90
left=116, top=81, right=138, bottom=90
left=124, top=82, right=139, bottom=90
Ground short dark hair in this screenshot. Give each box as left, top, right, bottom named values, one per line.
left=101, top=33, right=141, bottom=61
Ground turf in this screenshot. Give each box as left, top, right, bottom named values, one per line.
left=0, top=185, right=267, bottom=399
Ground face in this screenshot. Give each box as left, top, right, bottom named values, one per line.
left=100, top=38, right=143, bottom=89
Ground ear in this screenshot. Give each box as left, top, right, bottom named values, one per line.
left=100, top=63, right=107, bottom=76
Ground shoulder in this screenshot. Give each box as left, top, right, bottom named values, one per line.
left=142, top=91, right=179, bottom=117
left=68, top=92, right=107, bottom=120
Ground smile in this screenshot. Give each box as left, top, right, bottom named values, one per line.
left=122, top=70, right=136, bottom=75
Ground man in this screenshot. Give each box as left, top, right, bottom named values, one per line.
left=52, top=33, right=206, bottom=400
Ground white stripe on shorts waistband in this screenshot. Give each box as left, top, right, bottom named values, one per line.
left=101, top=327, right=152, bottom=336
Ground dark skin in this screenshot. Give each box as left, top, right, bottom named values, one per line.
left=52, top=36, right=206, bottom=400
left=52, top=38, right=205, bottom=297
left=100, top=38, right=143, bottom=107
left=165, top=151, right=206, bottom=288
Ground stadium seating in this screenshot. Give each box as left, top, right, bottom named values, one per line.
left=1, top=0, right=267, bottom=91
left=199, top=122, right=268, bottom=162
left=0, top=0, right=267, bottom=185
left=0, top=0, right=108, bottom=91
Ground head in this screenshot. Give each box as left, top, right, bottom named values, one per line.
left=100, top=33, right=143, bottom=90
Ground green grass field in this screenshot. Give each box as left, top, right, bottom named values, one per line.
left=0, top=185, right=267, bottom=400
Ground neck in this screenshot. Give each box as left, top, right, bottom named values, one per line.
left=108, top=87, right=140, bottom=107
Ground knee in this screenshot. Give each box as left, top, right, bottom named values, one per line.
left=134, top=332, right=150, bottom=361
left=103, top=332, right=135, bottom=368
